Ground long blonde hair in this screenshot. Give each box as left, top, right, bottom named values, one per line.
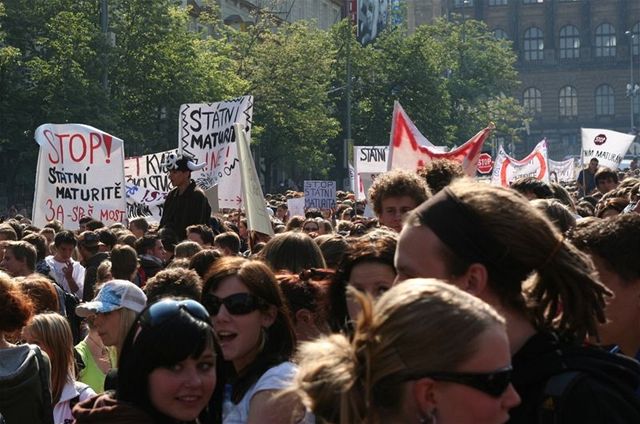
left=23, top=313, right=74, bottom=403
left=292, top=279, right=505, bottom=423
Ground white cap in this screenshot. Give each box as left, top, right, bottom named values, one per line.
left=76, top=279, right=147, bottom=317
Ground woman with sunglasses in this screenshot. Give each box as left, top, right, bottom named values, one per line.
left=73, top=298, right=218, bottom=423
left=202, top=257, right=310, bottom=423
left=292, top=278, right=520, bottom=423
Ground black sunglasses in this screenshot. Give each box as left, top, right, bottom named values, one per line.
left=203, top=293, right=266, bottom=316
left=404, top=366, right=513, bottom=398
left=139, top=299, right=210, bottom=327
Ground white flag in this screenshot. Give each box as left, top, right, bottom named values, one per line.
left=581, top=128, right=635, bottom=169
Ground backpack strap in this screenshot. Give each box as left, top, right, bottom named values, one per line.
left=538, top=370, right=584, bottom=424
left=33, top=346, right=55, bottom=424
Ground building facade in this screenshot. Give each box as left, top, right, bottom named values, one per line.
left=214, top=0, right=343, bottom=29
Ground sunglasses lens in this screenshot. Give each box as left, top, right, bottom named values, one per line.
left=483, top=370, right=512, bottom=397
left=181, top=299, right=211, bottom=322
left=225, top=293, right=260, bottom=315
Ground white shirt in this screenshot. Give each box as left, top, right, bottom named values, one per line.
left=45, top=256, right=85, bottom=298
left=222, top=362, right=313, bottom=424
left=54, top=378, right=95, bottom=424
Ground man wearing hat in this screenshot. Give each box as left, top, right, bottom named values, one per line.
left=159, top=153, right=211, bottom=241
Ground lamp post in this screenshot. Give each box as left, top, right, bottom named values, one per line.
left=625, top=30, right=639, bottom=136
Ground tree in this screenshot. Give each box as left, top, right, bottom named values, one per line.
left=236, top=21, right=340, bottom=191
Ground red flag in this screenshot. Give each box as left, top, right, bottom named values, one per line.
left=388, top=102, right=493, bottom=176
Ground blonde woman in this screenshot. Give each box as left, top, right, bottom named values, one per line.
left=22, top=312, right=96, bottom=423
left=292, top=279, right=519, bottom=424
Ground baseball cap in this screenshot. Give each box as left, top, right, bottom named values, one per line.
left=76, top=280, right=147, bottom=317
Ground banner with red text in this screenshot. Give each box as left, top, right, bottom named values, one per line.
left=388, top=101, right=492, bottom=176
left=581, top=128, right=635, bottom=169
left=491, top=140, right=549, bottom=187
left=33, top=124, right=126, bottom=229
left=179, top=96, right=253, bottom=209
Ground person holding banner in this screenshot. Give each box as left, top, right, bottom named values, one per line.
left=160, top=154, right=211, bottom=241
left=577, top=158, right=599, bottom=197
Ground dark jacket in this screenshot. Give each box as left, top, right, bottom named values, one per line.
left=82, top=252, right=110, bottom=301
left=509, top=331, right=640, bottom=423
left=72, top=392, right=153, bottom=424
left=159, top=180, right=211, bottom=240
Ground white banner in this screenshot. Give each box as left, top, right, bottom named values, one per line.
left=287, top=197, right=305, bottom=218
left=581, top=128, right=635, bottom=169
left=491, top=140, right=549, bottom=187
left=354, top=145, right=388, bottom=201
left=548, top=158, right=575, bottom=184
left=179, top=96, right=253, bottom=208
left=33, top=124, right=126, bottom=229
left=124, top=150, right=176, bottom=224
left=235, top=123, right=273, bottom=237
left=304, top=180, right=336, bottom=209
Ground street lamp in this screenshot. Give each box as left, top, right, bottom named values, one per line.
left=625, top=30, right=639, bottom=136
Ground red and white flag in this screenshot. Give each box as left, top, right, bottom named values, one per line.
left=388, top=101, right=493, bottom=176
left=490, top=139, right=549, bottom=187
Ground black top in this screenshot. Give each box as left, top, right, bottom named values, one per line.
left=509, top=331, right=640, bottom=423
left=159, top=180, right=211, bottom=241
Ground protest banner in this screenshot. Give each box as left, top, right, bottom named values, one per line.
left=235, top=123, right=273, bottom=237
left=388, top=101, right=493, bottom=175
left=287, top=197, right=305, bottom=218
left=179, top=96, right=253, bottom=208
left=581, top=128, right=635, bottom=169
left=304, top=181, right=336, bottom=209
left=124, top=149, right=176, bottom=223
left=491, top=140, right=549, bottom=187
left=548, top=158, right=576, bottom=184
left=354, top=145, right=388, bottom=201
left=33, top=124, right=126, bottom=229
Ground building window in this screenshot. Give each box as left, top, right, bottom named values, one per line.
left=454, top=0, right=474, bottom=6
left=595, top=84, right=615, bottom=116
left=632, top=22, right=640, bottom=56
left=634, top=95, right=640, bottom=122
left=559, top=86, right=578, bottom=117
left=523, top=87, right=542, bottom=114
left=595, top=23, right=616, bottom=57
left=489, top=0, right=508, bottom=5
left=559, top=25, right=580, bottom=59
left=524, top=27, right=544, bottom=61
left=523, top=0, right=543, bottom=4
left=493, top=29, right=508, bottom=40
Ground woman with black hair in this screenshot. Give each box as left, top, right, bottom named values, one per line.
left=202, top=257, right=310, bottom=423
left=73, top=298, right=218, bottom=424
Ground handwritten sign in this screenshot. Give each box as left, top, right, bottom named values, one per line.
left=179, top=96, right=253, bottom=208
left=304, top=180, right=336, bottom=209
left=33, top=124, right=126, bottom=229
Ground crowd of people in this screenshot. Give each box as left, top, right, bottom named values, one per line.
left=1, top=157, right=640, bottom=424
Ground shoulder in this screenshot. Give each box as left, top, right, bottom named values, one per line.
left=253, top=362, right=297, bottom=393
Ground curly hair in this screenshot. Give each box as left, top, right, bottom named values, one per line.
left=417, top=159, right=465, bottom=194
left=368, top=169, right=430, bottom=216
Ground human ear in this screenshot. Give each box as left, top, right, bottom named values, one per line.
left=260, top=305, right=277, bottom=328
left=412, top=378, right=437, bottom=418
left=458, top=263, right=489, bottom=297
left=295, top=309, right=313, bottom=325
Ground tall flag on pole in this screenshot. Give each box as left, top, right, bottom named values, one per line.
left=234, top=123, right=274, bottom=237
left=388, top=101, right=493, bottom=176
left=581, top=128, right=635, bottom=169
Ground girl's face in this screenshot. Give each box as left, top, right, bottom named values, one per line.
left=93, top=309, right=122, bottom=347
left=148, top=346, right=216, bottom=422
left=210, top=276, right=276, bottom=371
left=347, top=261, right=396, bottom=320
left=428, top=325, right=520, bottom=424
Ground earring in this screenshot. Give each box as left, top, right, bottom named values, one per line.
left=419, top=410, right=436, bottom=424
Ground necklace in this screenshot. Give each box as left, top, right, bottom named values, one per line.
left=87, top=335, right=109, bottom=357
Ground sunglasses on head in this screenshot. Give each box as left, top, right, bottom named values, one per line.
left=139, top=299, right=210, bottom=328
left=404, top=366, right=513, bottom=398
left=203, top=292, right=266, bottom=316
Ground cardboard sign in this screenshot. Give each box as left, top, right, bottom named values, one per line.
left=33, top=124, right=126, bottom=229
left=581, top=128, right=635, bottom=169
left=304, top=180, right=336, bottom=209
left=178, top=96, right=253, bottom=208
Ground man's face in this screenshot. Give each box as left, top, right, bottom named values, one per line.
left=0, top=248, right=27, bottom=277
left=150, top=240, right=166, bottom=261
left=168, top=169, right=190, bottom=188
left=596, top=177, right=617, bottom=194
left=55, top=243, right=76, bottom=262
left=589, top=160, right=599, bottom=172
left=187, top=232, right=205, bottom=246
left=378, top=195, right=418, bottom=233
left=276, top=207, right=287, bottom=220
